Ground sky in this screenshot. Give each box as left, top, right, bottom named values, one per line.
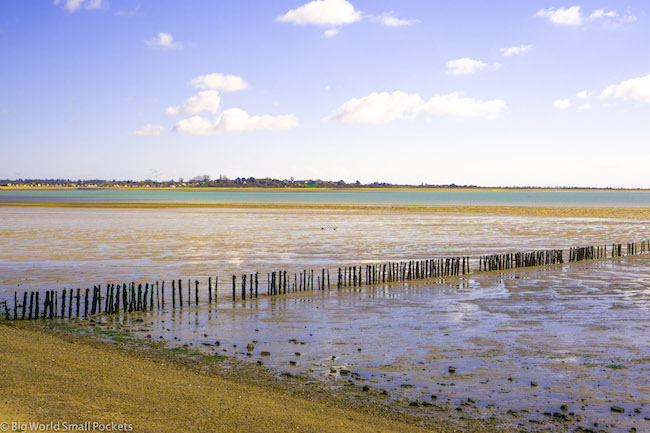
left=0, top=0, right=649, bottom=187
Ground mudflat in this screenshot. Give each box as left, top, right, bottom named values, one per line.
left=1, top=201, right=650, bottom=219
left=0, top=322, right=496, bottom=433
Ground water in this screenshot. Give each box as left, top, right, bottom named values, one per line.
left=1, top=207, right=649, bottom=296
left=111, top=256, right=650, bottom=432
left=1, top=203, right=649, bottom=431
left=2, top=188, right=650, bottom=207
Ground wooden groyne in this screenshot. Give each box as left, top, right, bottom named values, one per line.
left=2, top=240, right=648, bottom=321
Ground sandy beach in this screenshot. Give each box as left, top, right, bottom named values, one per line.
left=0, top=321, right=500, bottom=433
left=2, top=201, right=650, bottom=219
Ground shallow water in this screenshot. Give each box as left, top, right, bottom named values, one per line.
left=1, top=206, right=649, bottom=431
left=1, top=207, right=649, bottom=298
left=2, top=188, right=650, bottom=207
left=113, top=256, right=650, bottom=432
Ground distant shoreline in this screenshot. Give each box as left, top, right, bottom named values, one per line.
left=2, top=186, right=650, bottom=192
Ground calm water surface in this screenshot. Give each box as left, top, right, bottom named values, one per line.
left=2, top=188, right=650, bottom=207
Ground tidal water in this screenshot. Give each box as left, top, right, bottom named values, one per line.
left=2, top=188, right=650, bottom=207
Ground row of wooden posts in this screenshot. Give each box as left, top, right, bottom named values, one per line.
left=2, top=240, right=649, bottom=321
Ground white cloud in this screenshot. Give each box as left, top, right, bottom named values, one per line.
left=189, top=73, right=248, bottom=91
left=575, top=90, right=591, bottom=99
left=501, top=44, right=532, bottom=57
left=372, top=12, right=417, bottom=27
left=166, top=90, right=221, bottom=116
left=535, top=6, right=583, bottom=26
left=600, top=73, right=650, bottom=103
left=323, top=28, right=339, bottom=38
left=54, top=0, right=103, bottom=12
left=276, top=0, right=361, bottom=26
left=133, top=123, right=164, bottom=136
left=418, top=93, right=506, bottom=119
left=146, top=32, right=183, bottom=50
left=554, top=99, right=572, bottom=110
left=577, top=103, right=592, bottom=110
left=536, top=6, right=636, bottom=28
left=331, top=90, right=506, bottom=123
left=589, top=9, right=617, bottom=20
left=446, top=58, right=488, bottom=76
left=332, top=91, right=422, bottom=124
left=174, top=109, right=298, bottom=135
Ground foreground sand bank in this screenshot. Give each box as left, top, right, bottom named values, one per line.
left=0, top=323, right=499, bottom=433
left=1, top=201, right=650, bottom=219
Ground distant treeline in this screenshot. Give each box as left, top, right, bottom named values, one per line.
left=0, top=176, right=633, bottom=190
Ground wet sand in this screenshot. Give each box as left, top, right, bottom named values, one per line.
left=2, top=201, right=650, bottom=219
left=0, top=322, right=495, bottom=433
left=94, top=255, right=649, bottom=432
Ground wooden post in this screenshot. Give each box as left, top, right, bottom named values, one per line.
left=242, top=274, right=246, bottom=300
left=208, top=277, right=212, bottom=304
left=34, top=292, right=39, bottom=319
left=195, top=280, right=199, bottom=306
left=232, top=276, right=236, bottom=301
left=178, top=279, right=183, bottom=307
left=172, top=280, right=176, bottom=308
left=255, top=273, right=259, bottom=298
left=161, top=281, right=165, bottom=309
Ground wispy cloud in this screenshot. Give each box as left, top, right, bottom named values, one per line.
left=600, top=73, right=650, bottom=103
left=535, top=6, right=583, bottom=26
left=133, top=123, right=164, bottom=136
left=501, top=44, right=532, bottom=57
left=535, top=6, right=636, bottom=28
left=54, top=0, right=103, bottom=13
left=189, top=73, right=248, bottom=91
left=371, top=12, right=418, bottom=27
left=553, top=99, right=571, bottom=110
left=146, top=32, right=183, bottom=50
left=446, top=58, right=489, bottom=76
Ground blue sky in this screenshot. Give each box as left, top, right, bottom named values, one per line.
left=1, top=0, right=649, bottom=187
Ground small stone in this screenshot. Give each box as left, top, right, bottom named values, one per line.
left=294, top=352, right=301, bottom=356
left=431, top=395, right=437, bottom=401
left=409, top=401, right=420, bottom=407
left=289, top=361, right=296, bottom=366
left=261, top=351, right=271, bottom=357
left=340, top=369, right=351, bottom=376
left=421, top=401, right=433, bottom=407
left=257, top=360, right=263, bottom=365
left=135, top=318, right=144, bottom=322
left=561, top=404, right=568, bottom=412
left=252, top=340, right=258, bottom=344
left=633, top=408, right=641, bottom=414
left=448, top=366, right=456, bottom=373
left=203, top=333, right=208, bottom=337
left=146, top=334, right=151, bottom=338
left=357, top=348, right=362, bottom=352
left=530, top=381, right=538, bottom=387
left=380, top=390, right=388, bottom=396
left=508, top=377, right=513, bottom=381
left=468, top=398, right=476, bottom=404
left=611, top=406, right=625, bottom=413
left=362, top=386, right=370, bottom=392
left=330, top=367, right=336, bottom=373
left=246, top=343, right=254, bottom=352
left=215, top=341, right=220, bottom=346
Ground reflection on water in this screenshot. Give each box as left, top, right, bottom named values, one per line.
left=112, top=256, right=649, bottom=431
left=1, top=207, right=649, bottom=297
